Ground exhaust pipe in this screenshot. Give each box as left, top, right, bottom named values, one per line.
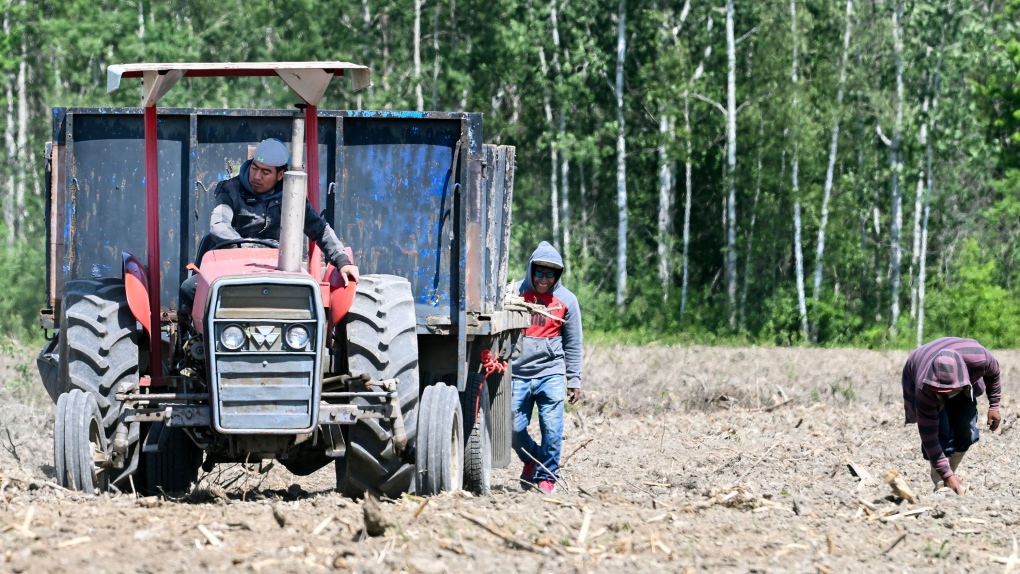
left=278, top=114, right=308, bottom=272
left=277, top=171, right=306, bottom=272
left=291, top=115, right=305, bottom=171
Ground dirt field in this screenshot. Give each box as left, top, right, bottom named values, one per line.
left=3, top=343, right=1020, bottom=573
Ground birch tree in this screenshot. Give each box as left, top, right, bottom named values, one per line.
left=917, top=16, right=947, bottom=346
left=3, top=7, right=15, bottom=244
left=414, top=0, right=424, bottom=111
left=790, top=0, right=808, bottom=340
left=550, top=0, right=570, bottom=274
left=811, top=0, right=853, bottom=318
left=658, top=112, right=674, bottom=299
left=530, top=0, right=560, bottom=253
left=724, top=0, right=738, bottom=328
left=615, top=0, right=628, bottom=315
left=888, top=0, right=905, bottom=333
left=11, top=0, right=29, bottom=241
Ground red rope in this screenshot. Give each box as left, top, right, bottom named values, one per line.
left=473, top=349, right=508, bottom=422
left=480, top=349, right=507, bottom=378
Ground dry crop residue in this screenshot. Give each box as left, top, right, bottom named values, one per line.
left=3, top=344, right=1020, bottom=572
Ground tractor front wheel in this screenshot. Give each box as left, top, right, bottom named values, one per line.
left=54, top=389, right=109, bottom=493
left=416, top=383, right=464, bottom=495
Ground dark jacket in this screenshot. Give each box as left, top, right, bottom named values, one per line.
left=209, top=159, right=352, bottom=269
left=515, top=242, right=583, bottom=388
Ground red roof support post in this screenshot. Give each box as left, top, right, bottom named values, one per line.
left=305, top=103, right=323, bottom=279
left=144, top=104, right=163, bottom=384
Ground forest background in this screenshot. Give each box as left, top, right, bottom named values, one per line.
left=2, top=0, right=1020, bottom=350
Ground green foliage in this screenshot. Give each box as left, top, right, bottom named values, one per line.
left=923, top=240, right=1020, bottom=349
left=0, top=0, right=1017, bottom=352
left=0, top=237, right=46, bottom=346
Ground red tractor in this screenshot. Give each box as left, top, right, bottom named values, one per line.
left=36, top=62, right=526, bottom=497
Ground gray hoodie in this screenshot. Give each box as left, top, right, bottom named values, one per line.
left=515, top=242, right=583, bottom=388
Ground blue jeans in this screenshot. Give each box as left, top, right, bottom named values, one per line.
left=922, top=392, right=980, bottom=460
left=512, top=374, right=565, bottom=482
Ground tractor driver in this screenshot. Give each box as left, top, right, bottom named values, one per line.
left=178, top=138, right=360, bottom=324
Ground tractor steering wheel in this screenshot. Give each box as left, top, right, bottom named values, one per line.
left=216, top=237, right=280, bottom=250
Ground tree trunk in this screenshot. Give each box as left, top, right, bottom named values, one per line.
left=889, top=0, right=904, bottom=334
left=551, top=1, right=570, bottom=274
left=615, top=0, right=628, bottom=316
left=658, top=111, right=672, bottom=299
left=15, top=0, right=28, bottom=241
left=432, top=5, right=440, bottom=110
left=3, top=75, right=14, bottom=245
left=2, top=9, right=14, bottom=244
left=138, top=0, right=145, bottom=56
left=909, top=141, right=924, bottom=320
left=740, top=117, right=764, bottom=330
left=918, top=23, right=947, bottom=347
left=812, top=0, right=852, bottom=314
left=725, top=0, right=738, bottom=328
left=790, top=0, right=808, bottom=340
left=532, top=0, right=560, bottom=251
left=414, top=0, right=424, bottom=111
left=580, top=162, right=589, bottom=261
left=560, top=112, right=571, bottom=275
left=681, top=94, right=692, bottom=318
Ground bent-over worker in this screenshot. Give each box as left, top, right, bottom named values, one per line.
left=901, top=337, right=1002, bottom=495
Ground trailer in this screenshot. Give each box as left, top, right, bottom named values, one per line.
left=35, top=62, right=527, bottom=497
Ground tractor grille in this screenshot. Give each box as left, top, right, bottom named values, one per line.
left=215, top=356, right=316, bottom=431
left=207, top=280, right=324, bottom=434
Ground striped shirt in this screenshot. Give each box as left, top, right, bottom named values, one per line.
left=901, top=337, right=1001, bottom=481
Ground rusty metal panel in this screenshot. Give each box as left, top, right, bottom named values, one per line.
left=481, top=145, right=516, bottom=314
left=47, top=142, right=66, bottom=309
left=463, top=114, right=485, bottom=314
left=496, top=147, right=516, bottom=304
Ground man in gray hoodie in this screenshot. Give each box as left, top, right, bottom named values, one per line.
left=513, top=241, right=583, bottom=494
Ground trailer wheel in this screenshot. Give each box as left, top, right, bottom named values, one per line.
left=417, top=383, right=464, bottom=495
left=336, top=275, right=419, bottom=499
left=59, top=278, right=139, bottom=437
left=54, top=389, right=109, bottom=493
left=140, top=425, right=202, bottom=496
left=461, top=373, right=491, bottom=495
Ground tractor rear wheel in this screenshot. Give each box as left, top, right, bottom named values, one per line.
left=336, top=275, right=419, bottom=498
left=54, top=389, right=109, bottom=493
left=461, top=373, right=492, bottom=495
left=56, top=278, right=139, bottom=489
left=59, top=278, right=139, bottom=438
left=416, top=383, right=463, bottom=495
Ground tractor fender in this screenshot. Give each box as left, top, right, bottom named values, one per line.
left=327, top=266, right=357, bottom=339
left=122, top=252, right=150, bottom=334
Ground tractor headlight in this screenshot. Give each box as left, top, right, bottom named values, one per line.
left=220, top=325, right=245, bottom=350
left=285, top=325, right=309, bottom=349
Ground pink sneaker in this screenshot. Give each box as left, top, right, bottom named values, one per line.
left=537, top=479, right=555, bottom=494
left=520, top=461, right=537, bottom=483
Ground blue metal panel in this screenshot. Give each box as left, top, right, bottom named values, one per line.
left=336, top=117, right=462, bottom=311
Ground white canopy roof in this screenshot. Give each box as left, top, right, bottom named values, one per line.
left=107, top=61, right=372, bottom=106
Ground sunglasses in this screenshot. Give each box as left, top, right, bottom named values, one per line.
left=533, top=269, right=558, bottom=278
